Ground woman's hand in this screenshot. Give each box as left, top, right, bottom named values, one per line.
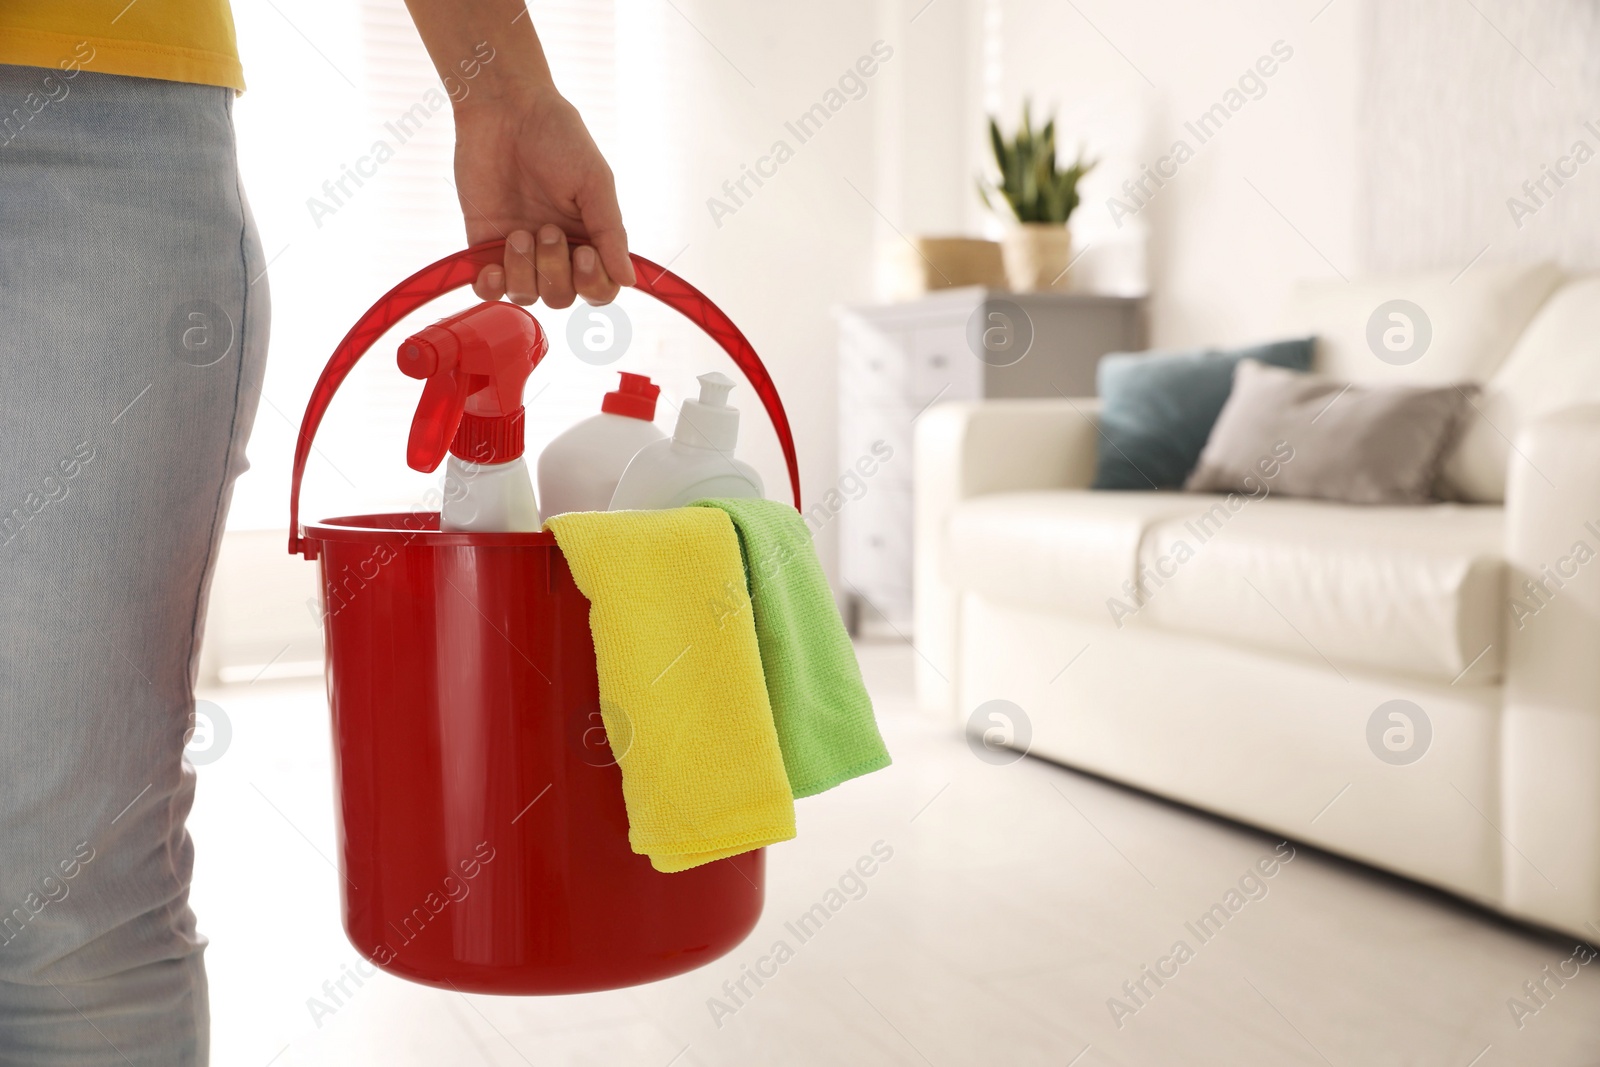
left=452, top=85, right=634, bottom=307
left=401, top=1, right=633, bottom=307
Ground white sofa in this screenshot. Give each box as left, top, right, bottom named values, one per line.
left=915, top=262, right=1600, bottom=938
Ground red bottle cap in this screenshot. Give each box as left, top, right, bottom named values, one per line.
left=600, top=371, right=660, bottom=421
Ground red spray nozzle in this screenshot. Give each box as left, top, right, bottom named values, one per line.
left=397, top=301, right=547, bottom=473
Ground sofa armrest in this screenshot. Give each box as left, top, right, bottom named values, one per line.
left=912, top=399, right=1101, bottom=717
left=1502, top=404, right=1600, bottom=928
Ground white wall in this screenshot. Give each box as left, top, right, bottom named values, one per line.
left=598, top=0, right=983, bottom=581
left=608, top=0, right=881, bottom=578
left=1361, top=0, right=1600, bottom=274
left=985, top=0, right=1363, bottom=348
left=986, top=0, right=1600, bottom=345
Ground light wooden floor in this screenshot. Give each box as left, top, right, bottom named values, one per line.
left=191, top=642, right=1600, bottom=1066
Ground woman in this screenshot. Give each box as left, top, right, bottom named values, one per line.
left=0, top=2, right=629, bottom=1061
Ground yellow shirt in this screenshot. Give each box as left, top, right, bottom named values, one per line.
left=0, top=1, right=243, bottom=91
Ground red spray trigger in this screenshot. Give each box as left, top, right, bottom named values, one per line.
left=397, top=302, right=547, bottom=473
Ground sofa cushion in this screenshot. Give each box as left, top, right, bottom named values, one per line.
left=1139, top=499, right=1505, bottom=683
left=1441, top=274, right=1600, bottom=502
left=1282, top=262, right=1562, bottom=386
left=945, top=491, right=1201, bottom=621
left=1186, top=361, right=1475, bottom=505
left=1091, top=337, right=1314, bottom=490
left=945, top=491, right=1506, bottom=684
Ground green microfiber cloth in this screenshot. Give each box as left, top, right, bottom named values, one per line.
left=691, top=497, right=891, bottom=798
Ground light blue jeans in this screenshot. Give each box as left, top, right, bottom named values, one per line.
left=0, top=65, right=267, bottom=1064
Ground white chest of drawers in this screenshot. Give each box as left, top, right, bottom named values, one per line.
left=834, top=287, right=1145, bottom=635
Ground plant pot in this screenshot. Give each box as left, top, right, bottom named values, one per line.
left=1001, top=224, right=1074, bottom=292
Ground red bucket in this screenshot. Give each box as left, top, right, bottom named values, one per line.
left=288, top=243, right=802, bottom=994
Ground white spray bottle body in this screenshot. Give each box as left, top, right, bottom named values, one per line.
left=442, top=455, right=541, bottom=532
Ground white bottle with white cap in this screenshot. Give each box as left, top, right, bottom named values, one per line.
left=608, top=371, right=765, bottom=510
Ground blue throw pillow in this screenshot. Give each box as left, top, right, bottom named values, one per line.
left=1092, top=337, right=1315, bottom=490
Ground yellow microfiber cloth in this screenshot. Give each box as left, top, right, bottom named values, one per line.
left=545, top=508, right=796, bottom=873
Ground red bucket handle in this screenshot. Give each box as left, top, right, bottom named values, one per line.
left=288, top=241, right=801, bottom=555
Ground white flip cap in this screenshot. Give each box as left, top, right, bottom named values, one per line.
left=673, top=372, right=741, bottom=451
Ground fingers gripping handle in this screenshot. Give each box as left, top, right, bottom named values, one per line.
left=288, top=242, right=803, bottom=555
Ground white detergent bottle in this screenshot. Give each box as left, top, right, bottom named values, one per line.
left=537, top=372, right=666, bottom=518
left=609, top=371, right=765, bottom=509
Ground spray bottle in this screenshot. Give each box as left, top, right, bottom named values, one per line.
left=397, top=301, right=547, bottom=531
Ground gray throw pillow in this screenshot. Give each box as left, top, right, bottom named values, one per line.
left=1186, top=360, right=1476, bottom=505
left=1091, top=337, right=1315, bottom=489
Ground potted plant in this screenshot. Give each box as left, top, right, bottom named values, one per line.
left=980, top=101, right=1095, bottom=292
